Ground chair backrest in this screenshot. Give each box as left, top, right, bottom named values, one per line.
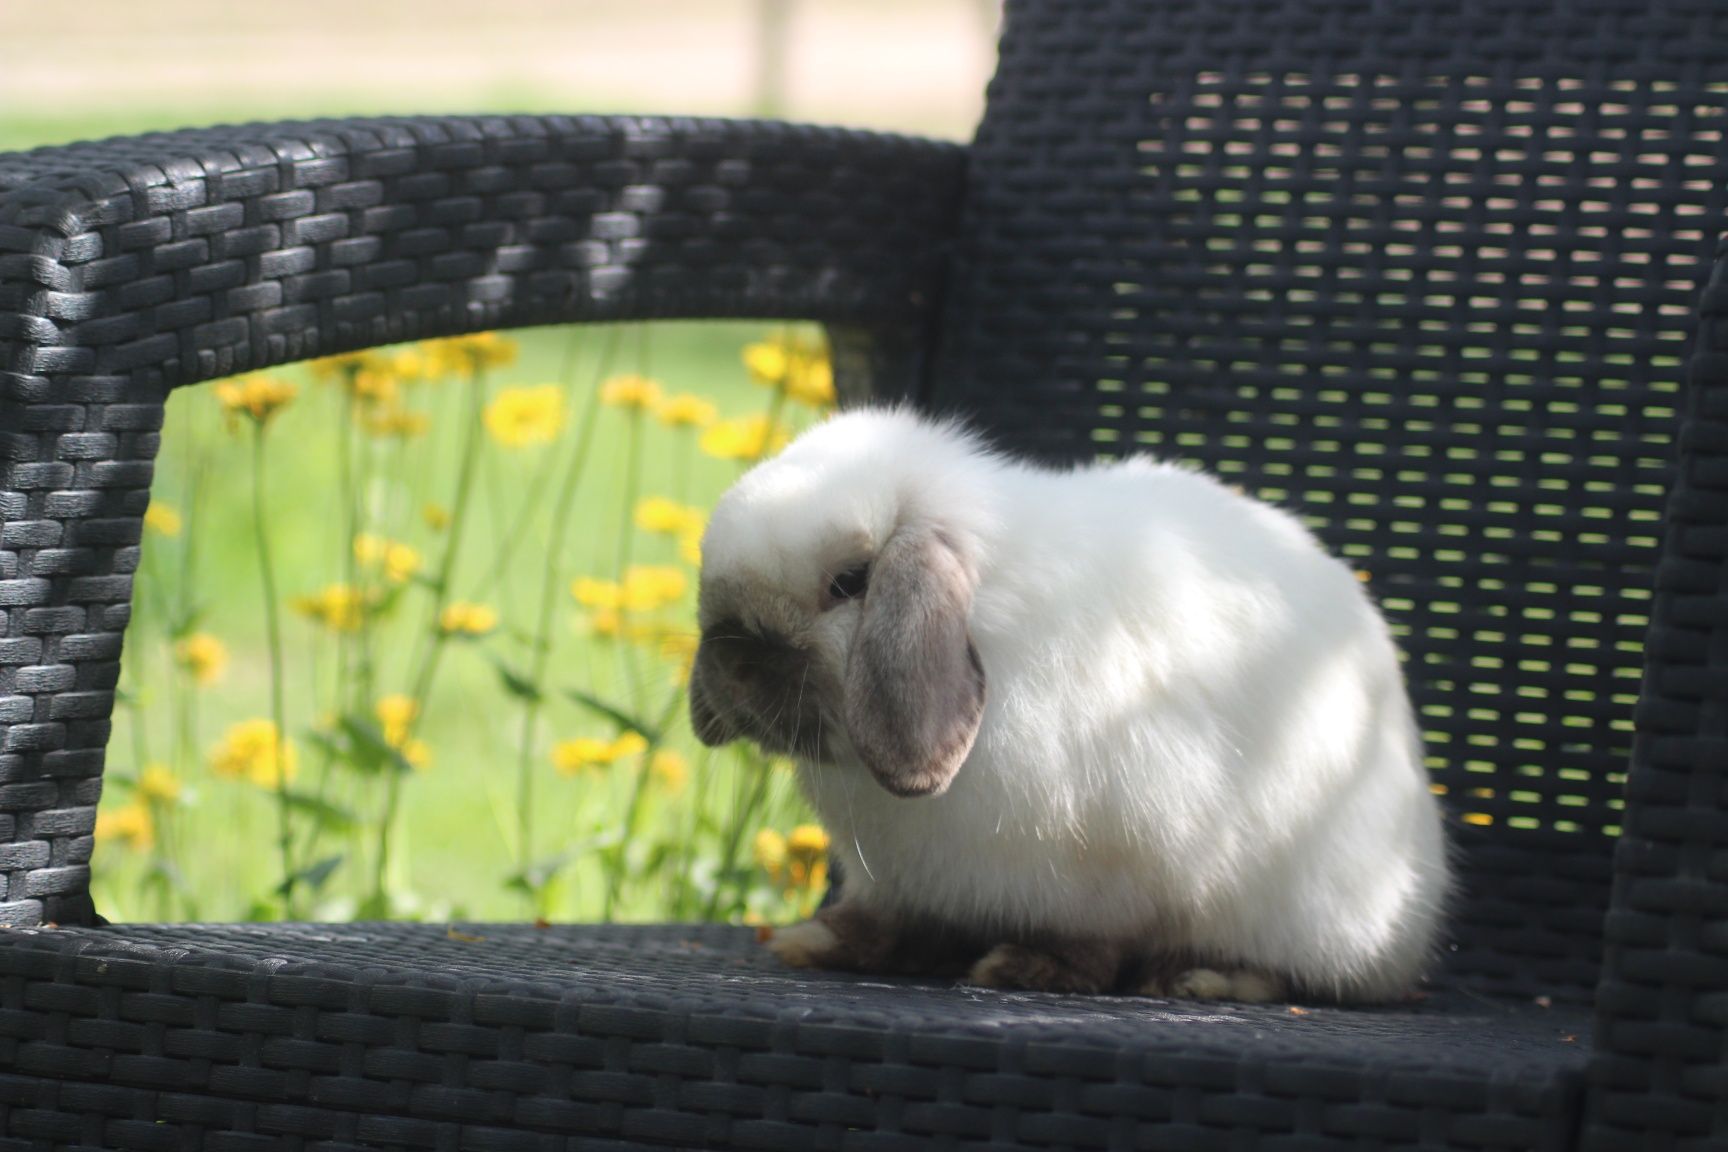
left=932, top=0, right=1728, bottom=1000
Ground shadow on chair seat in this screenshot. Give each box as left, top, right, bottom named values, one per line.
left=0, top=923, right=1588, bottom=1150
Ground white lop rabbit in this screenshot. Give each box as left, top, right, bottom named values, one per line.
left=689, top=407, right=1451, bottom=1003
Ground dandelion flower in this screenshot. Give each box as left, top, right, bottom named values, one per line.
left=699, top=415, right=791, bottom=462
left=308, top=350, right=382, bottom=380
left=649, top=749, right=688, bottom=794
left=679, top=529, right=702, bottom=567
left=621, top=565, right=686, bottom=610
left=364, top=406, right=430, bottom=440
left=485, top=385, right=566, bottom=448
left=634, top=497, right=704, bottom=537
left=786, top=824, right=831, bottom=890
left=144, top=502, right=183, bottom=537
left=214, top=374, right=297, bottom=428
left=374, top=694, right=419, bottom=746
left=743, top=333, right=835, bottom=408
left=655, top=393, right=718, bottom=429
left=210, top=718, right=298, bottom=788
left=599, top=374, right=663, bottom=411
left=571, top=578, right=623, bottom=610
left=422, top=332, right=519, bottom=375
left=137, top=763, right=182, bottom=804
left=439, top=601, right=498, bottom=636
left=423, top=502, right=452, bottom=531
left=95, top=802, right=154, bottom=851
left=753, top=829, right=788, bottom=880
left=658, top=631, right=698, bottom=683
left=354, top=534, right=422, bottom=584
left=291, top=584, right=375, bottom=633
left=585, top=608, right=624, bottom=639
left=173, top=632, right=228, bottom=686
left=610, top=731, right=648, bottom=760
left=552, top=737, right=614, bottom=775
left=785, top=357, right=835, bottom=407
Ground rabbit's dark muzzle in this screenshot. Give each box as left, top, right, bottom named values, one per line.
left=689, top=623, right=829, bottom=760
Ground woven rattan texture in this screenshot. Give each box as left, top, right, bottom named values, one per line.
left=0, top=922, right=1589, bottom=1151
left=932, top=0, right=1728, bottom=1003
left=1579, top=240, right=1728, bottom=1151
left=0, top=116, right=964, bottom=930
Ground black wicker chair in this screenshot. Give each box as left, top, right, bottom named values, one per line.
left=1, top=0, right=1723, bottom=1147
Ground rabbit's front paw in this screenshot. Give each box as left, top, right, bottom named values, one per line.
left=1147, top=967, right=1285, bottom=1003
left=765, top=919, right=844, bottom=969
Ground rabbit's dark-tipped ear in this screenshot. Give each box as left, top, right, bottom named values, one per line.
left=843, top=525, right=985, bottom=797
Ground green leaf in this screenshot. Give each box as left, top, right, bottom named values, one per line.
left=275, top=854, right=344, bottom=898
left=338, top=715, right=414, bottom=775
left=492, top=658, right=543, bottom=704
left=565, top=689, right=655, bottom=740
left=282, top=792, right=358, bottom=832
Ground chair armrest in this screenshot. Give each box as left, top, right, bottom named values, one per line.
left=1584, top=236, right=1728, bottom=1151
left=0, top=114, right=966, bottom=927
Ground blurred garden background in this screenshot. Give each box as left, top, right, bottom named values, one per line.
left=2, top=0, right=1000, bottom=924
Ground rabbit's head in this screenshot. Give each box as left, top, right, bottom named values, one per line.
left=689, top=409, right=993, bottom=798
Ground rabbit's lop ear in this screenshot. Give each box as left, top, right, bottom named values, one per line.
left=844, top=525, right=985, bottom=798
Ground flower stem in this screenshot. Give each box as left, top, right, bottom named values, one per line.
left=371, top=365, right=489, bottom=913
left=249, top=423, right=296, bottom=917
left=705, top=746, right=775, bottom=921
left=513, top=330, right=614, bottom=912
left=600, top=686, right=685, bottom=921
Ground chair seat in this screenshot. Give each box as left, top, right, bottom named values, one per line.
left=0, top=922, right=1587, bottom=1150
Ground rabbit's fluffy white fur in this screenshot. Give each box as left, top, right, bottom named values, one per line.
left=697, top=407, right=1451, bottom=1002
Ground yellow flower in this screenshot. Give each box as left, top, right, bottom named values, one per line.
left=600, top=374, right=663, bottom=411
left=650, top=749, right=688, bottom=794
left=214, top=374, right=297, bottom=428
left=144, top=502, right=183, bottom=537
left=374, top=694, right=418, bottom=746
left=173, top=632, right=228, bottom=686
left=373, top=694, right=433, bottom=770
left=307, top=350, right=382, bottom=380
left=743, top=333, right=835, bottom=408
left=571, top=578, right=622, bottom=610
left=349, top=367, right=401, bottom=408
left=699, top=415, right=791, bottom=462
left=786, top=824, right=831, bottom=890
left=785, top=358, right=835, bottom=407
left=363, top=405, right=430, bottom=440
left=634, top=497, right=704, bottom=537
left=655, top=393, right=718, bottom=429
left=753, top=829, right=788, bottom=879
left=422, top=332, right=519, bottom=375
left=439, top=601, right=498, bottom=636
left=552, top=737, right=613, bottom=775
left=388, top=349, right=431, bottom=381
left=586, top=608, right=624, bottom=639
left=96, top=802, right=154, bottom=851
left=679, top=529, right=703, bottom=567
left=551, top=731, right=648, bottom=775
left=485, top=385, right=566, bottom=448
left=610, top=731, right=648, bottom=760
left=743, top=341, right=791, bottom=387
left=291, top=584, right=375, bottom=633
left=659, top=631, right=698, bottom=683
left=354, top=534, right=422, bottom=584
left=621, top=565, right=686, bottom=610
left=422, top=502, right=451, bottom=531
left=210, top=718, right=298, bottom=788
left=137, top=763, right=181, bottom=804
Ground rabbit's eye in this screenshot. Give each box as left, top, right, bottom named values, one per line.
left=826, top=564, right=870, bottom=605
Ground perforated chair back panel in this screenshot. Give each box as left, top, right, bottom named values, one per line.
left=932, top=0, right=1728, bottom=998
